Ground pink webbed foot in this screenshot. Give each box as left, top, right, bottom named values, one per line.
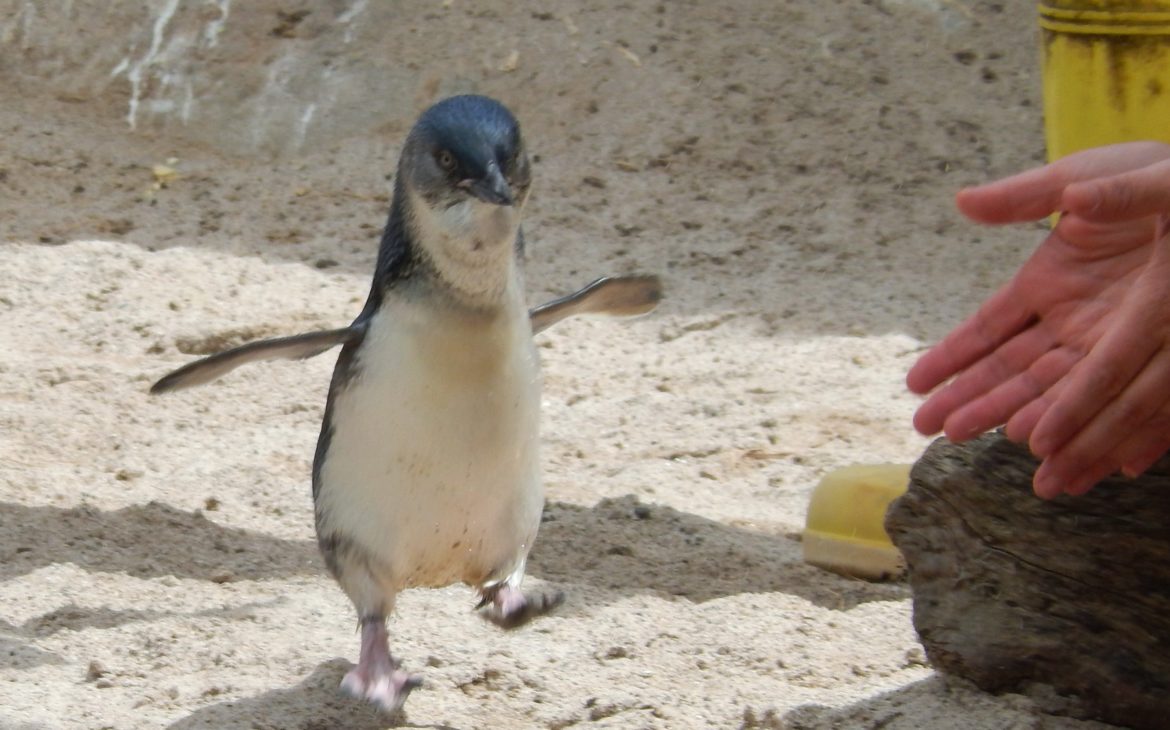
left=340, top=618, right=422, bottom=713
left=478, top=583, right=564, bottom=629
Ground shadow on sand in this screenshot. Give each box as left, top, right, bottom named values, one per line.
left=0, top=495, right=903, bottom=610
left=167, top=658, right=458, bottom=730
left=2, top=495, right=907, bottom=727
left=0, top=500, right=321, bottom=583
left=531, top=495, right=906, bottom=611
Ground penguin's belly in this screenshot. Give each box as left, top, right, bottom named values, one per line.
left=317, top=299, right=542, bottom=590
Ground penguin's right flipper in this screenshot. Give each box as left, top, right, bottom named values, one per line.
left=150, top=327, right=358, bottom=394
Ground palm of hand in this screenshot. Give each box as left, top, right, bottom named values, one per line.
left=999, top=219, right=1155, bottom=438
left=911, top=217, right=1153, bottom=437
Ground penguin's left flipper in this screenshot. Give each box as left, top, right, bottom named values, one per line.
left=150, top=327, right=358, bottom=394
left=529, top=274, right=663, bottom=335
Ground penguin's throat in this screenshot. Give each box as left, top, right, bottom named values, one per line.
left=408, top=193, right=522, bottom=306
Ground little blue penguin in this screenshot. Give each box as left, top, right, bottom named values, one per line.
left=150, top=94, right=662, bottom=713
left=311, top=94, right=550, bottom=711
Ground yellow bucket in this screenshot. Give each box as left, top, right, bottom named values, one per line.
left=1040, top=0, right=1170, bottom=161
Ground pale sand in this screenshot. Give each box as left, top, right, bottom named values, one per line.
left=0, top=1, right=1111, bottom=727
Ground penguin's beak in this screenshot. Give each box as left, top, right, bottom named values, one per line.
left=462, top=163, right=514, bottom=207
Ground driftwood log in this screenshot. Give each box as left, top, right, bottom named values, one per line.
left=885, top=432, right=1170, bottom=730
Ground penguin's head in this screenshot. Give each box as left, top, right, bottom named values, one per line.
left=399, top=95, right=531, bottom=213
left=394, top=96, right=533, bottom=302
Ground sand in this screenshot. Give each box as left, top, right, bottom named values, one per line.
left=0, top=1, right=1114, bottom=728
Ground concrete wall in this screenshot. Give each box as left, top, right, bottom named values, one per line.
left=0, top=1, right=452, bottom=157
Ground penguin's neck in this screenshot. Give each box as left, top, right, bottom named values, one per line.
left=405, top=188, right=524, bottom=311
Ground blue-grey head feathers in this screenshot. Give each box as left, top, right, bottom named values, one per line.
left=400, top=95, right=530, bottom=208
left=369, top=95, right=531, bottom=298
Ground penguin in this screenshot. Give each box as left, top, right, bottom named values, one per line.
left=150, top=94, right=661, bottom=713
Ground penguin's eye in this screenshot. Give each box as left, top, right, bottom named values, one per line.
left=435, top=149, right=457, bottom=172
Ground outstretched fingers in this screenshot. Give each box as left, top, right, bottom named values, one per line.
left=1115, top=419, right=1170, bottom=477
left=941, top=345, right=1081, bottom=442
left=956, top=166, right=1068, bottom=224
left=1029, top=337, right=1158, bottom=460
left=1005, top=394, right=1052, bottom=444
left=913, top=324, right=1056, bottom=437
left=1032, top=347, right=1170, bottom=497
left=1033, top=456, right=1119, bottom=500
left=907, top=280, right=1034, bottom=403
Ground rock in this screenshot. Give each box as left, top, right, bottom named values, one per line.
left=886, top=432, right=1170, bottom=729
left=86, top=660, right=108, bottom=682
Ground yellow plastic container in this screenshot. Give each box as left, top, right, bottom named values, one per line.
left=1040, top=0, right=1170, bottom=161
left=803, top=464, right=911, bottom=581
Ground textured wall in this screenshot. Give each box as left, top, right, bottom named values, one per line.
left=0, top=1, right=442, bottom=156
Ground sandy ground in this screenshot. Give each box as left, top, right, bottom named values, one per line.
left=0, top=1, right=1117, bottom=728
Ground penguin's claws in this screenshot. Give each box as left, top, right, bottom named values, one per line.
left=340, top=666, right=422, bottom=714
left=342, top=618, right=422, bottom=713
left=479, top=585, right=565, bottom=629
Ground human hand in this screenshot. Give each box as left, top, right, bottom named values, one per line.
left=907, top=141, right=1170, bottom=498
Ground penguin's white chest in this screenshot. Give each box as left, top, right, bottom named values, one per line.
left=316, top=295, right=542, bottom=589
